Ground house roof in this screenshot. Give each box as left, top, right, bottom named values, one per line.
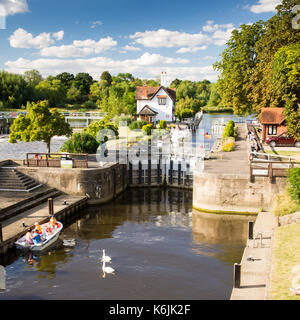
left=260, top=108, right=286, bottom=125
left=137, top=105, right=158, bottom=116
left=136, top=86, right=176, bottom=102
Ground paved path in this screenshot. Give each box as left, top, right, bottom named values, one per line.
left=204, top=123, right=249, bottom=175
left=231, top=212, right=276, bottom=300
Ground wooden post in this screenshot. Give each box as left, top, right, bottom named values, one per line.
left=248, top=221, right=254, bottom=240
left=170, top=160, right=173, bottom=185
left=0, top=223, right=3, bottom=243
left=269, top=162, right=273, bottom=183
left=178, top=162, right=182, bottom=186
left=113, top=168, right=117, bottom=197
left=138, top=161, right=142, bottom=185
left=157, top=160, right=161, bottom=184
left=233, top=263, right=241, bottom=288
left=148, top=160, right=151, bottom=185
left=129, top=162, right=133, bottom=185
left=48, top=198, right=54, bottom=216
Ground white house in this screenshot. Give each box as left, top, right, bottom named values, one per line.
left=135, top=72, right=176, bottom=123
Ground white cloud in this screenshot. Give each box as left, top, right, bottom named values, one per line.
left=90, top=20, right=103, bottom=29
left=248, top=0, right=281, bottom=14
left=40, top=36, right=118, bottom=57
left=0, top=0, right=28, bottom=17
left=9, top=28, right=56, bottom=49
left=176, top=46, right=208, bottom=54
left=52, top=30, right=64, bottom=41
left=130, top=29, right=211, bottom=48
left=4, top=53, right=195, bottom=80
left=123, top=45, right=142, bottom=52
left=130, top=25, right=235, bottom=49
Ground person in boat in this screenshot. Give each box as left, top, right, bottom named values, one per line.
left=49, top=216, right=57, bottom=228
left=32, top=230, right=41, bottom=245
left=25, top=231, right=34, bottom=245
left=34, top=222, right=42, bottom=235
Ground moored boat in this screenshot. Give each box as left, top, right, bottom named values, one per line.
left=15, top=221, right=63, bottom=252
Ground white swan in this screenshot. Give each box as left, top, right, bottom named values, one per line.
left=102, top=261, right=115, bottom=278
left=101, top=249, right=111, bottom=263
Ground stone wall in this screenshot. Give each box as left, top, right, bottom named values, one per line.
left=193, top=172, right=287, bottom=214
left=278, top=212, right=300, bottom=227
left=18, top=163, right=128, bottom=205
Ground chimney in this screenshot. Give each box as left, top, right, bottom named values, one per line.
left=142, top=86, right=148, bottom=99
left=161, top=72, right=167, bottom=87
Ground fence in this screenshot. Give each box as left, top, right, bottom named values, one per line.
left=25, top=153, right=89, bottom=168
left=250, top=160, right=298, bottom=183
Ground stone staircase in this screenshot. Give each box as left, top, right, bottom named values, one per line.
left=0, top=167, right=42, bottom=192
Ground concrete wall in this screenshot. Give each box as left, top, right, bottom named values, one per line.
left=193, top=172, right=287, bottom=214
left=18, top=163, right=128, bottom=205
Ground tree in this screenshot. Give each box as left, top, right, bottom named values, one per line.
left=74, top=72, right=94, bottom=96
left=35, top=79, right=66, bottom=107
left=207, top=83, right=221, bottom=106
left=24, top=70, right=43, bottom=87
left=55, top=72, right=75, bottom=89
left=273, top=44, right=300, bottom=139
left=0, top=71, right=32, bottom=108
left=9, top=100, right=72, bottom=153
left=214, top=0, right=300, bottom=115
left=176, top=81, right=197, bottom=100
left=101, top=71, right=112, bottom=86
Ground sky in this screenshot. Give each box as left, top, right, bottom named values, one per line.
left=0, top=0, right=281, bottom=83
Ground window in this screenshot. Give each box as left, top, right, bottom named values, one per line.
left=268, top=125, right=277, bottom=136
left=158, top=98, right=166, bottom=105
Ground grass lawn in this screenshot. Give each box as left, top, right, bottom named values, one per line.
left=265, top=150, right=300, bottom=156
left=269, top=223, right=300, bottom=300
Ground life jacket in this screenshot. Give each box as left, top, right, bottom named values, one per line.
left=35, top=225, right=42, bottom=234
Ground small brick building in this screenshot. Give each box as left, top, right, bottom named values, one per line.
left=260, top=108, right=287, bottom=142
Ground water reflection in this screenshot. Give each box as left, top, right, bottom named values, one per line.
left=1, top=188, right=250, bottom=300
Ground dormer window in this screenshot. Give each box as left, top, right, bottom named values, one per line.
left=158, top=95, right=167, bottom=105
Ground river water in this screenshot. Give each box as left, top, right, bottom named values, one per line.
left=0, top=188, right=253, bottom=300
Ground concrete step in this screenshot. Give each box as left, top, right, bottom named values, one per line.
left=0, top=189, right=62, bottom=222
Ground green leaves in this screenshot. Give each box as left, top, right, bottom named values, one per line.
left=9, top=100, right=72, bottom=153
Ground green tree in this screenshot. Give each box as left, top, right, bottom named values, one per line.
left=35, top=79, right=66, bottom=107
left=74, top=72, right=94, bottom=96
left=9, top=100, right=72, bottom=153
left=55, top=72, right=75, bottom=89
left=100, top=71, right=112, bottom=86
left=24, top=70, right=43, bottom=87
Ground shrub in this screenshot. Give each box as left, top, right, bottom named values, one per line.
left=85, top=119, right=118, bottom=140
left=272, top=189, right=300, bottom=216
left=287, top=168, right=300, bottom=203
left=223, top=120, right=235, bottom=138
left=159, top=120, right=167, bottom=129
left=129, top=120, right=148, bottom=130
left=60, top=132, right=99, bottom=154
left=83, top=100, right=98, bottom=109
left=142, top=124, right=154, bottom=136
left=180, top=108, right=194, bottom=119
left=222, top=141, right=235, bottom=152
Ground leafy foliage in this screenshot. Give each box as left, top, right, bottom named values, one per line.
left=9, top=100, right=72, bottom=153
left=288, top=168, right=300, bottom=203
left=60, top=132, right=99, bottom=154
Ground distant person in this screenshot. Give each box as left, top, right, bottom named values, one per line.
left=49, top=216, right=57, bottom=228
left=25, top=231, right=34, bottom=245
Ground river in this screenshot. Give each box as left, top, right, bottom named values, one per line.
left=0, top=188, right=252, bottom=300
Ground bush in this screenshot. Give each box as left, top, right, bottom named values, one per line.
left=82, top=100, right=98, bottom=109
left=129, top=120, right=148, bottom=130
left=142, top=124, right=154, bottom=136
left=288, top=168, right=300, bottom=203
left=180, top=108, right=194, bottom=119
left=223, top=120, right=235, bottom=138
left=159, top=120, right=167, bottom=129
left=272, top=189, right=300, bottom=216
left=60, top=132, right=99, bottom=154
left=222, top=141, right=235, bottom=152
left=85, top=119, right=118, bottom=140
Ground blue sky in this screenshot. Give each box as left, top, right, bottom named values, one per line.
left=0, top=0, right=280, bottom=83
